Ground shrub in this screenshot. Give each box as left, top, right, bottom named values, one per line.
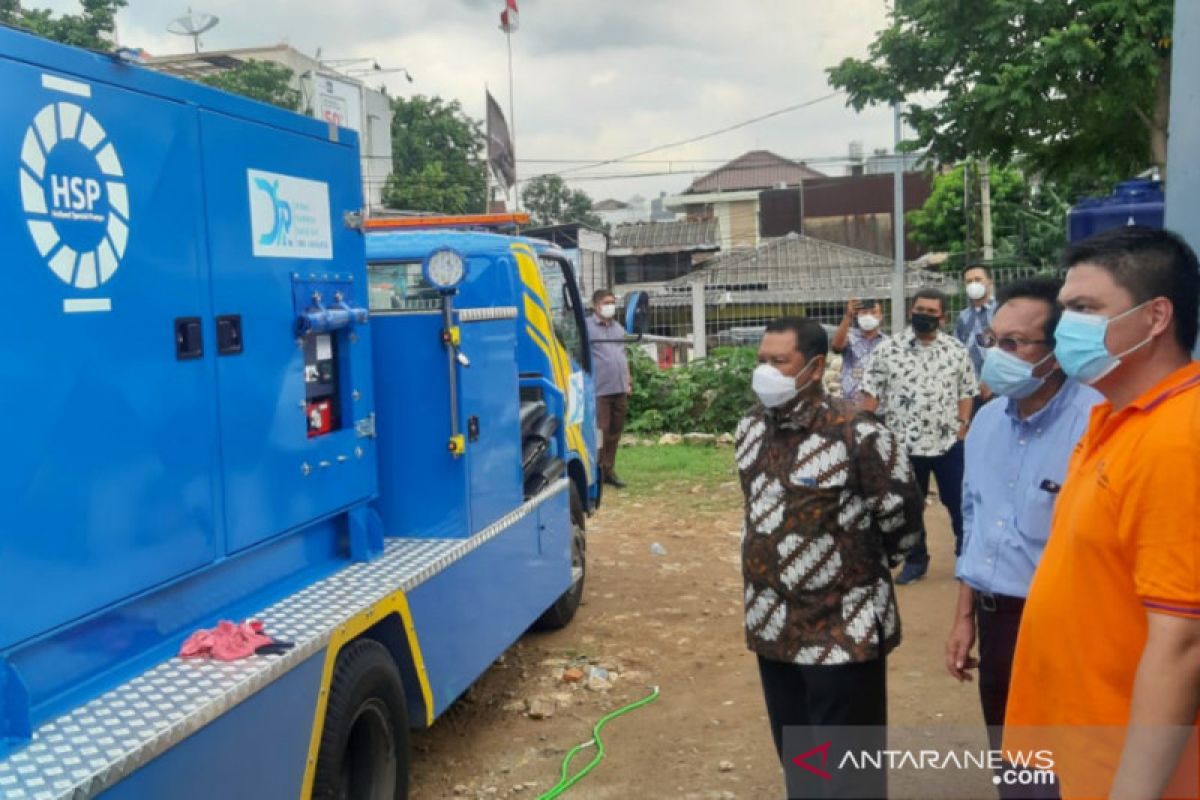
left=626, top=347, right=756, bottom=434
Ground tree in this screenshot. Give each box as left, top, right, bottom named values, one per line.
left=383, top=95, right=487, bottom=214
left=201, top=61, right=301, bottom=111
left=521, top=175, right=604, bottom=229
left=827, top=0, right=1173, bottom=181
left=1, top=0, right=126, bottom=50
left=908, top=163, right=1072, bottom=269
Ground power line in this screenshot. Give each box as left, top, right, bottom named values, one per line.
left=541, top=91, right=844, bottom=178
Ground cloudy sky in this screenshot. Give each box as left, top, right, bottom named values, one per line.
left=39, top=0, right=899, bottom=203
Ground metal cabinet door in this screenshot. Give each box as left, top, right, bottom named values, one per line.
left=197, top=111, right=377, bottom=553
left=0, top=63, right=218, bottom=648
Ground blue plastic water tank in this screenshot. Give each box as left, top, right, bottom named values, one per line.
left=1067, top=179, right=1165, bottom=243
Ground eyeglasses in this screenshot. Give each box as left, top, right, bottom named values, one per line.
left=976, top=331, right=1048, bottom=353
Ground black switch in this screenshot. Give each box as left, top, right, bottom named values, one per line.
left=216, top=314, right=243, bottom=355
left=175, top=317, right=202, bottom=360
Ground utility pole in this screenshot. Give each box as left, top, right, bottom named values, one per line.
left=890, top=103, right=906, bottom=334
left=980, top=158, right=994, bottom=262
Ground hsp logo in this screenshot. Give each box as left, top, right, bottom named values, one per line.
left=50, top=174, right=103, bottom=219
left=19, top=100, right=129, bottom=289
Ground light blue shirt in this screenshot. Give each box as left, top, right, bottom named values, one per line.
left=955, top=379, right=1101, bottom=597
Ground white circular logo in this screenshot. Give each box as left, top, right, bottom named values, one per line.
left=19, top=101, right=129, bottom=289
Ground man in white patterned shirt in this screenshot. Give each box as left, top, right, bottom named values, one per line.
left=862, top=288, right=979, bottom=585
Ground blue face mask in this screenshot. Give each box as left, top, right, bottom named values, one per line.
left=1054, top=303, right=1152, bottom=385
left=981, top=347, right=1054, bottom=399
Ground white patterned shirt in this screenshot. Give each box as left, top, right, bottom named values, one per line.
left=861, top=329, right=979, bottom=457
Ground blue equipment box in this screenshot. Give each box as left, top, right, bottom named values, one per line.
left=0, top=25, right=378, bottom=746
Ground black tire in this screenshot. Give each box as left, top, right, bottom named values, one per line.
left=313, top=639, right=410, bottom=800
left=532, top=485, right=587, bottom=631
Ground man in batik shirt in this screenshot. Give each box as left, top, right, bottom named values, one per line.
left=737, top=317, right=923, bottom=799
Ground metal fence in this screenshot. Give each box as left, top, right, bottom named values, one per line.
left=638, top=257, right=1064, bottom=365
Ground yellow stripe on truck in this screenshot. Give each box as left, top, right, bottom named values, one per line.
left=512, top=243, right=594, bottom=484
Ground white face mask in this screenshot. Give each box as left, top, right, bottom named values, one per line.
left=752, top=362, right=816, bottom=408
left=966, top=281, right=989, bottom=301
left=857, top=314, right=881, bottom=332
left=599, top=303, right=617, bottom=319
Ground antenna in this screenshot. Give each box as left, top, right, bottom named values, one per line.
left=167, top=7, right=219, bottom=54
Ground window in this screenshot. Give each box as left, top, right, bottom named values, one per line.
left=367, top=261, right=442, bottom=312
left=537, top=255, right=589, bottom=371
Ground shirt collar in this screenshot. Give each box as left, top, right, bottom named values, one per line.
left=1127, top=360, right=1200, bottom=412
left=1002, top=378, right=1077, bottom=426
left=771, top=384, right=828, bottom=432
left=900, top=328, right=946, bottom=349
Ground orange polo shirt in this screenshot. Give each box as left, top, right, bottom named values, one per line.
left=1005, top=360, right=1200, bottom=799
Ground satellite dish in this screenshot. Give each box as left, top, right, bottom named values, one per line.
left=167, top=7, right=219, bottom=54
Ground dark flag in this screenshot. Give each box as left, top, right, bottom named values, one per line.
left=486, top=90, right=516, bottom=191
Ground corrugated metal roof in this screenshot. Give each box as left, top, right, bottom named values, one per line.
left=609, top=218, right=720, bottom=255
left=688, top=150, right=826, bottom=194
left=654, top=232, right=954, bottom=305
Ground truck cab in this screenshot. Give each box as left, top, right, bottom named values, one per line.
left=364, top=228, right=603, bottom=519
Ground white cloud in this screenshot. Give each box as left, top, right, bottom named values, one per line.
left=34, top=0, right=899, bottom=201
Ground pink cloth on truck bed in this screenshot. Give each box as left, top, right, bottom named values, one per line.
left=179, top=620, right=274, bottom=661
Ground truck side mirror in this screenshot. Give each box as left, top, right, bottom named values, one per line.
left=623, top=291, right=650, bottom=338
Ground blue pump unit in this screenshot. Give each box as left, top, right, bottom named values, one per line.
left=0, top=24, right=379, bottom=749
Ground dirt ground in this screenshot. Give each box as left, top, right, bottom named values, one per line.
left=408, top=445, right=996, bottom=800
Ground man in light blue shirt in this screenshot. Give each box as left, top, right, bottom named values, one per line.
left=944, top=277, right=1099, bottom=798
left=955, top=264, right=998, bottom=410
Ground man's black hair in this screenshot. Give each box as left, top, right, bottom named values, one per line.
left=592, top=288, right=615, bottom=304
left=1062, top=226, right=1200, bottom=350
left=911, top=287, right=948, bottom=314
left=997, top=277, right=1064, bottom=344
left=764, top=317, right=828, bottom=360
left=962, top=263, right=991, bottom=279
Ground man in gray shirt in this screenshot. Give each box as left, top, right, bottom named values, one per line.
left=585, top=288, right=632, bottom=488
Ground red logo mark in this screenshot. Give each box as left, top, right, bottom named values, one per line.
left=792, top=741, right=833, bottom=780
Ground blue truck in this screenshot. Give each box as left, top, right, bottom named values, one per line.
left=0, top=25, right=639, bottom=798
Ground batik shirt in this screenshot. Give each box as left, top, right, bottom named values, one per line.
left=861, top=329, right=978, bottom=457
left=735, top=387, right=923, bottom=665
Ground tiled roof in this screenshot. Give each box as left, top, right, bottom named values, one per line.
left=592, top=198, right=629, bottom=211
left=655, top=232, right=953, bottom=305
left=609, top=218, right=720, bottom=255
left=688, top=150, right=826, bottom=194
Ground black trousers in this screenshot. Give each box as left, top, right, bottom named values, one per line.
left=977, top=595, right=1060, bottom=800
left=906, top=439, right=965, bottom=563
left=757, top=655, right=887, bottom=799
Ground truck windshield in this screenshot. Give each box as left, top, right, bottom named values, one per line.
left=537, top=255, right=587, bottom=370
left=367, top=261, right=442, bottom=312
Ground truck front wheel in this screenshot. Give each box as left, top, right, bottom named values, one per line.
left=313, top=638, right=410, bottom=800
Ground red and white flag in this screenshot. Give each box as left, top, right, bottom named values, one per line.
left=499, top=0, right=518, bottom=33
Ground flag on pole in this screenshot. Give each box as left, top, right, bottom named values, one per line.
left=499, top=0, right=518, bottom=33
left=486, top=90, right=516, bottom=190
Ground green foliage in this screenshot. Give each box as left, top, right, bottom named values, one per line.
left=615, top=445, right=734, bottom=508
left=201, top=60, right=301, bottom=111
left=1, top=0, right=126, bottom=50
left=383, top=95, right=487, bottom=214
left=626, top=347, right=757, bottom=435
left=827, top=0, right=1173, bottom=180
left=521, top=175, right=604, bottom=229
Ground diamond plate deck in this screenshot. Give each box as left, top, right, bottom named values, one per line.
left=0, top=479, right=567, bottom=800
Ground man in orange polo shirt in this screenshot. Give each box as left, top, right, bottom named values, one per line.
left=1005, top=227, right=1200, bottom=799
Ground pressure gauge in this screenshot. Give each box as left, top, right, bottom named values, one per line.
left=423, top=247, right=466, bottom=291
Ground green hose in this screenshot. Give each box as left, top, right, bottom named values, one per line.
left=536, top=685, right=661, bottom=800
